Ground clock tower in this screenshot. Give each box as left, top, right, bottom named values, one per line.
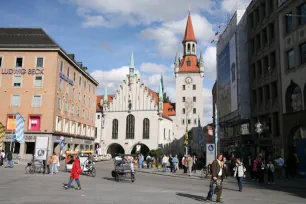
left=174, top=10, right=204, bottom=140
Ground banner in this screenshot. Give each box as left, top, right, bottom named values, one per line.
left=15, top=113, right=25, bottom=143
left=0, top=123, right=5, bottom=148
left=35, top=136, right=49, bottom=160
left=206, top=144, right=215, bottom=166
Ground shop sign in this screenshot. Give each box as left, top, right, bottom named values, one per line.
left=1, top=68, right=44, bottom=75
left=241, top=123, right=250, bottom=135
left=60, top=72, right=73, bottom=85
left=5, top=135, right=35, bottom=142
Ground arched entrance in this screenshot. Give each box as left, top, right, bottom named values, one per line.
left=131, top=143, right=150, bottom=157
left=107, top=143, right=125, bottom=157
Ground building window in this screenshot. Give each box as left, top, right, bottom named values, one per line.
left=78, top=91, right=81, bottom=101
left=193, top=108, right=196, bottom=114
left=287, top=49, right=295, bottom=70
left=182, top=119, right=185, bottom=125
left=182, top=85, right=185, bottom=90
left=126, top=114, right=135, bottom=139
left=84, top=80, right=86, bottom=89
left=15, top=57, right=23, bottom=68
left=300, top=42, right=306, bottom=64
left=83, top=95, right=86, bottom=104
left=25, top=142, right=35, bottom=154
left=194, top=119, right=197, bottom=125
left=183, top=97, right=185, bottom=102
left=285, top=12, right=293, bottom=33
left=193, top=84, right=196, bottom=90
left=36, top=57, right=44, bottom=68
left=71, top=104, right=74, bottom=115
left=89, top=84, right=91, bottom=92
left=79, top=76, right=82, bottom=86
left=143, top=118, right=150, bottom=139
left=72, top=88, right=75, bottom=100
left=59, top=79, right=63, bottom=91
left=97, top=115, right=100, bottom=119
left=188, top=119, right=191, bottom=124
left=34, top=76, right=43, bottom=88
left=73, top=72, right=76, bottom=82
left=32, top=95, right=42, bottom=108
left=187, top=60, right=191, bottom=66
left=285, top=82, right=303, bottom=112
left=0, top=56, right=2, bottom=67
left=13, top=75, right=22, bottom=87
left=112, top=119, right=118, bottom=139
left=11, top=95, right=20, bottom=107
left=28, top=115, right=41, bottom=131
left=272, top=81, right=278, bottom=99
left=60, top=61, right=63, bottom=72
left=164, top=128, right=166, bottom=139
left=67, top=67, right=70, bottom=77
left=193, top=97, right=196, bottom=102
left=57, top=97, right=61, bottom=110
left=6, top=115, right=16, bottom=130
left=298, top=3, right=306, bottom=25
left=183, top=108, right=185, bottom=114
left=269, top=23, right=274, bottom=42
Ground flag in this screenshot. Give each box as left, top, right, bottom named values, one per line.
left=160, top=73, right=164, bottom=93
left=198, top=116, right=203, bottom=145
left=0, top=122, right=5, bottom=148
left=15, top=113, right=25, bottom=143
left=184, top=114, right=188, bottom=146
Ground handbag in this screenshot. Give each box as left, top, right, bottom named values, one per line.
left=77, top=168, right=82, bottom=174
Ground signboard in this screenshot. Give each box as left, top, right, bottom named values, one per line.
left=5, top=135, right=35, bottom=142
left=241, top=123, right=250, bottom=135
left=1, top=68, right=44, bottom=75
left=206, top=144, right=215, bottom=166
left=35, top=136, right=49, bottom=160
left=60, top=72, right=73, bottom=85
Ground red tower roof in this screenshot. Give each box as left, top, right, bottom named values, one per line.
left=183, top=13, right=196, bottom=42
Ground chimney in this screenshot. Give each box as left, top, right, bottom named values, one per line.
left=68, top=54, right=75, bottom=60
left=82, top=66, right=88, bottom=71
left=77, top=62, right=83, bottom=68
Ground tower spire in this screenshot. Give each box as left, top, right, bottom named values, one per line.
left=129, top=51, right=135, bottom=77
left=103, top=87, right=108, bottom=104
left=183, top=9, right=196, bottom=43
left=158, top=78, right=164, bottom=102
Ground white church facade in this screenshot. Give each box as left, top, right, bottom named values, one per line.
left=95, top=11, right=205, bottom=156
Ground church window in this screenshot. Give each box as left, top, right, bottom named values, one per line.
left=183, top=97, right=185, bottom=102
left=193, top=97, right=196, bottom=102
left=187, top=43, right=191, bottom=52
left=126, top=114, right=135, bottom=139
left=182, top=85, right=186, bottom=90
left=112, top=119, right=118, bottom=139
left=183, top=108, right=185, bottom=114
left=193, top=84, right=196, bottom=90
left=143, top=118, right=150, bottom=139
left=187, top=60, right=191, bottom=66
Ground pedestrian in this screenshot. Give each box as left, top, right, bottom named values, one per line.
left=182, top=156, right=188, bottom=174
left=233, top=158, right=246, bottom=192
left=252, top=157, right=259, bottom=180
left=5, top=151, right=13, bottom=168
left=172, top=155, right=178, bottom=173
left=192, top=154, right=197, bottom=174
left=267, top=160, right=275, bottom=184
left=187, top=154, right=193, bottom=176
left=50, top=152, right=58, bottom=174
left=175, top=154, right=180, bottom=171
left=0, top=150, right=5, bottom=166
left=63, top=155, right=82, bottom=190
left=258, top=158, right=265, bottom=183
left=223, top=157, right=228, bottom=179
left=138, top=154, right=144, bottom=169
left=162, top=155, right=168, bottom=172
left=276, top=156, right=284, bottom=179
left=206, top=153, right=224, bottom=203
left=169, top=154, right=173, bottom=172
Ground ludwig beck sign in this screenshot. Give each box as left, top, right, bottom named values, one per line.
left=1, top=68, right=44, bottom=75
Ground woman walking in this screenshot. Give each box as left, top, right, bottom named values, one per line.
left=267, top=160, right=275, bottom=184
left=51, top=152, right=58, bottom=174
left=64, top=155, right=82, bottom=190
left=233, top=158, right=246, bottom=192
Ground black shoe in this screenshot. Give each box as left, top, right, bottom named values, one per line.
left=75, top=187, right=81, bottom=190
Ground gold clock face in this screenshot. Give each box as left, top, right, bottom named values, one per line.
left=185, top=77, right=192, bottom=84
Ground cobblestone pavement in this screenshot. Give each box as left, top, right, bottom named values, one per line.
left=0, top=161, right=305, bottom=204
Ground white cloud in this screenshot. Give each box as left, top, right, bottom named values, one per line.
left=140, top=63, right=168, bottom=73
left=202, top=88, right=213, bottom=125
left=139, top=14, right=215, bottom=57
left=203, top=46, right=217, bottom=80
left=62, top=0, right=216, bottom=28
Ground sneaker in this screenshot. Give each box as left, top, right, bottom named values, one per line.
left=63, top=185, right=69, bottom=189
left=75, top=187, right=81, bottom=190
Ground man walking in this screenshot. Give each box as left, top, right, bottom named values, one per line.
left=187, top=154, right=193, bottom=176
left=206, top=153, right=224, bottom=203
left=5, top=151, right=13, bottom=168
left=233, top=158, right=246, bottom=192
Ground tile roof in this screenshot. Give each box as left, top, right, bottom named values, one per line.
left=183, top=14, right=196, bottom=42
left=0, top=28, right=59, bottom=48
left=162, top=103, right=176, bottom=120
left=178, top=55, right=200, bottom=73
left=148, top=88, right=158, bottom=104
left=96, top=95, right=115, bottom=111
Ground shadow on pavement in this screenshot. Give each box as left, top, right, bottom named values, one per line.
left=176, top=192, right=205, bottom=202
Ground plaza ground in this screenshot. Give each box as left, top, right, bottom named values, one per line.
left=0, top=161, right=305, bottom=204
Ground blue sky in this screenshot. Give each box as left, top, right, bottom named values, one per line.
left=0, top=0, right=252, bottom=124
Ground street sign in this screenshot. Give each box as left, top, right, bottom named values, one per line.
left=206, top=144, right=215, bottom=166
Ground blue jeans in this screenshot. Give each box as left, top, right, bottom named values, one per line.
left=67, top=177, right=80, bottom=187
left=138, top=163, right=142, bottom=169
left=237, top=177, right=243, bottom=190
left=5, top=160, right=13, bottom=168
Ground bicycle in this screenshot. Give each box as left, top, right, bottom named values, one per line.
left=200, top=164, right=211, bottom=178
left=25, top=160, right=44, bottom=174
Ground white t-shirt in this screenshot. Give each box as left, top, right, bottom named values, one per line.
left=217, top=160, right=223, bottom=176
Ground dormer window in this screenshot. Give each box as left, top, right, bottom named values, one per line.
left=187, top=59, right=191, bottom=66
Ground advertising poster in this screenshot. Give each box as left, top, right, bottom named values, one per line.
left=35, top=136, right=49, bottom=160
left=217, top=34, right=238, bottom=117
left=206, top=144, right=215, bottom=166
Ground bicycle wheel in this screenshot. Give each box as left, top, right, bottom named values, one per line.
left=90, top=168, right=96, bottom=177
left=25, top=166, right=31, bottom=174
left=29, top=166, right=35, bottom=174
